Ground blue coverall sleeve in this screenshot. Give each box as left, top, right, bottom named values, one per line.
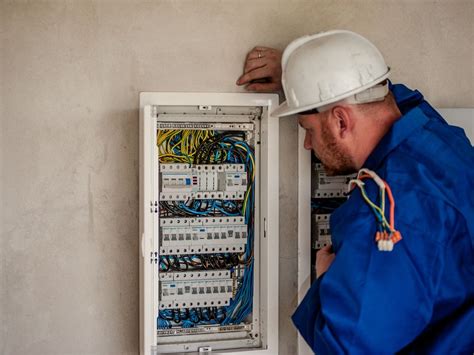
left=293, top=186, right=451, bottom=354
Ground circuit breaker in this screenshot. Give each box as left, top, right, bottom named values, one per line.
left=139, top=93, right=279, bottom=354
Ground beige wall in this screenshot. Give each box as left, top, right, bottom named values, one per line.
left=1, top=1, right=472, bottom=354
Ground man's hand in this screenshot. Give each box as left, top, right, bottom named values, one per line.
left=236, top=46, right=283, bottom=92
left=316, top=245, right=336, bottom=279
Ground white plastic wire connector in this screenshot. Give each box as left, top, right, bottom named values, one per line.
left=377, top=239, right=394, bottom=252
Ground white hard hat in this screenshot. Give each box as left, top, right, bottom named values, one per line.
left=272, top=30, right=391, bottom=117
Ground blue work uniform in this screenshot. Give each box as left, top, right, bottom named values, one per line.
left=292, top=83, right=474, bottom=354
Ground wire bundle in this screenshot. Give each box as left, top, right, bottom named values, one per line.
left=159, top=254, right=242, bottom=272
left=159, top=199, right=242, bottom=218
left=158, top=307, right=227, bottom=329
left=157, top=129, right=256, bottom=328
left=349, top=169, right=402, bottom=252
left=157, top=129, right=214, bottom=163
left=221, top=138, right=255, bottom=325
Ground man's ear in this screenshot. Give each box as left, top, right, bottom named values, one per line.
left=330, top=106, right=353, bottom=139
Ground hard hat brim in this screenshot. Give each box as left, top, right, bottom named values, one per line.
left=271, top=101, right=294, bottom=117
left=272, top=69, right=391, bottom=117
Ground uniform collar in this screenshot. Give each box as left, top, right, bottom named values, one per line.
left=389, top=82, right=424, bottom=114
left=363, top=106, right=429, bottom=171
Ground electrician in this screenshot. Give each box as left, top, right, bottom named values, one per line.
left=237, top=30, right=474, bottom=353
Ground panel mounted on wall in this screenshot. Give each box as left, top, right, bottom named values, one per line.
left=139, top=93, right=279, bottom=354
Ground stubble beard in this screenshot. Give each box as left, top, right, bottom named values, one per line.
left=318, top=124, right=357, bottom=176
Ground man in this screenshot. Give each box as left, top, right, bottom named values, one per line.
left=237, top=30, right=474, bottom=353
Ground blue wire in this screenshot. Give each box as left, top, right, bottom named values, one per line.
left=159, top=136, right=257, bottom=327
left=178, top=203, right=208, bottom=215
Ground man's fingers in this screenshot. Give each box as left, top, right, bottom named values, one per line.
left=247, top=51, right=266, bottom=61
left=244, top=58, right=267, bottom=74
left=317, top=245, right=333, bottom=255
left=252, top=46, right=271, bottom=51
left=322, top=245, right=333, bottom=252
left=237, top=66, right=273, bottom=85
left=315, top=245, right=336, bottom=279
left=246, top=82, right=281, bottom=92
left=246, top=47, right=271, bottom=60
left=237, top=47, right=282, bottom=90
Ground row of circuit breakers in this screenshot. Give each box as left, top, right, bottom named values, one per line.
left=158, top=163, right=249, bottom=312
left=311, top=162, right=355, bottom=250
left=158, top=162, right=252, bottom=315
left=159, top=164, right=248, bottom=256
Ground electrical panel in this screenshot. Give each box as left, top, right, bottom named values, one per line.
left=140, top=93, right=279, bottom=354
left=311, top=159, right=354, bottom=281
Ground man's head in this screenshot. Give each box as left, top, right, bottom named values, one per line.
left=298, top=107, right=355, bottom=176
left=272, top=30, right=400, bottom=174
left=297, top=91, right=401, bottom=175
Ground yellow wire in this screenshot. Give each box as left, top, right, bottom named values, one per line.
left=359, top=185, right=392, bottom=231
left=242, top=186, right=251, bottom=213
left=381, top=188, right=386, bottom=218
left=157, top=130, right=254, bottom=216
left=157, top=129, right=215, bottom=163
left=234, top=143, right=255, bottom=179
left=235, top=143, right=255, bottom=213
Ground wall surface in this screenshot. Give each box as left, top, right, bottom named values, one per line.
left=1, top=1, right=473, bottom=354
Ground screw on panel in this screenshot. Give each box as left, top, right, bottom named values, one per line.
left=198, top=346, right=212, bottom=353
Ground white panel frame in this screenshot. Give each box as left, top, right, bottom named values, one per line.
left=140, top=105, right=156, bottom=355
left=139, top=92, right=279, bottom=355
left=297, top=126, right=313, bottom=355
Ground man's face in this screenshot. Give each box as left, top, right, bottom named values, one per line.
left=298, top=113, right=356, bottom=176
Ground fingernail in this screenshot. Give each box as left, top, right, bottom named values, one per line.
left=236, top=79, right=241, bottom=85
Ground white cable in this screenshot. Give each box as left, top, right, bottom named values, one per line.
left=357, top=168, right=385, bottom=190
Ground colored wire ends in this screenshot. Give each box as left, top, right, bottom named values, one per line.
left=349, top=169, right=403, bottom=252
